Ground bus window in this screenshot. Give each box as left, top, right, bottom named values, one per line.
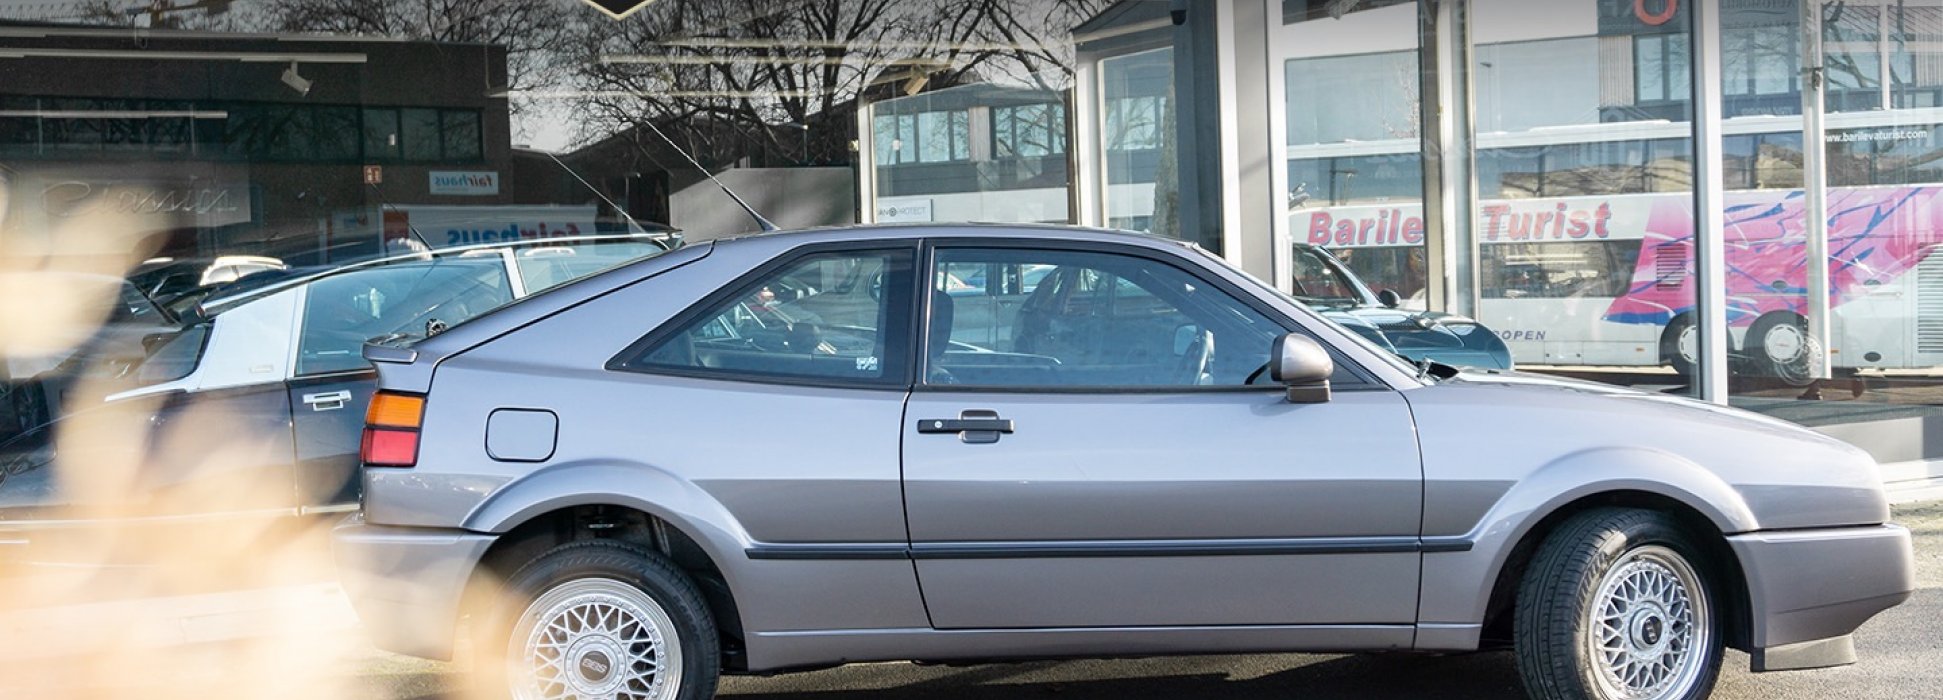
left=1481, top=240, right=1642, bottom=300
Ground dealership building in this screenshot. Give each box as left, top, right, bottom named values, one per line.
left=0, top=20, right=616, bottom=264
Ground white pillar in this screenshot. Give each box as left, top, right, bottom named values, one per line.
left=1802, top=0, right=1832, bottom=380
left=1691, top=0, right=1731, bottom=402
left=856, top=103, right=878, bottom=224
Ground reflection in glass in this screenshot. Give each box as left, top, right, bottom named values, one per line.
left=1722, top=1, right=1943, bottom=445
left=1465, top=0, right=1696, bottom=387
left=869, top=76, right=1073, bottom=225
left=1282, top=3, right=1426, bottom=301
left=1101, top=48, right=1176, bottom=236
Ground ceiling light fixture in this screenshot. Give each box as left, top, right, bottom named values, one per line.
left=281, top=61, right=312, bottom=96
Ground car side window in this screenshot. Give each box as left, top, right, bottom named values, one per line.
left=620, top=248, right=915, bottom=386
left=927, top=247, right=1290, bottom=389
left=296, top=261, right=514, bottom=376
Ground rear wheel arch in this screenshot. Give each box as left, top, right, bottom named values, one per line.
left=458, top=476, right=753, bottom=672
left=463, top=499, right=751, bottom=672
left=1478, top=491, right=1753, bottom=654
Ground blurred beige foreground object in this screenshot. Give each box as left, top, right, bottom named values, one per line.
left=0, top=179, right=362, bottom=699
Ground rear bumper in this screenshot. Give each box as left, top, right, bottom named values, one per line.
left=331, top=514, right=495, bottom=661
left=1728, top=524, right=1914, bottom=671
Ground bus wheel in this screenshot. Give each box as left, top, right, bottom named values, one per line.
left=1660, top=315, right=1699, bottom=376
left=1747, top=312, right=1819, bottom=387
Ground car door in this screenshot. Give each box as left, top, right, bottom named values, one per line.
left=287, top=260, right=515, bottom=507
left=903, top=242, right=1424, bottom=630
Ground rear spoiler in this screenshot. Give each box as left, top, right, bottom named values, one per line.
left=363, top=344, right=419, bottom=365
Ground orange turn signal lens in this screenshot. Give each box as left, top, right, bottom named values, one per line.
left=366, top=392, right=425, bottom=428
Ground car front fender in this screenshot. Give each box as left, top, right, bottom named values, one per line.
left=1415, top=445, right=1759, bottom=650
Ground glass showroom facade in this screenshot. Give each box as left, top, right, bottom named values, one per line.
left=867, top=0, right=1943, bottom=473
left=0, top=0, right=1939, bottom=474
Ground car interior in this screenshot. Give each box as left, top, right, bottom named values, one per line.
left=929, top=252, right=1280, bottom=388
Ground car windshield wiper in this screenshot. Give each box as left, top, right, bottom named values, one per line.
left=1407, top=356, right=1462, bottom=383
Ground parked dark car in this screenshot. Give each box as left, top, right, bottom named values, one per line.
left=2, top=273, right=179, bottom=443
left=126, top=255, right=287, bottom=311
left=1292, top=243, right=1513, bottom=370
left=0, top=236, right=670, bottom=569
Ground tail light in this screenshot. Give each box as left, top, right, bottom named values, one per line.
left=361, top=391, right=425, bottom=467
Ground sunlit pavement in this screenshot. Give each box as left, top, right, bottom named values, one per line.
left=339, top=502, right=1943, bottom=700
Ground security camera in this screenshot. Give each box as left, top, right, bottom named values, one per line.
left=281, top=62, right=312, bottom=96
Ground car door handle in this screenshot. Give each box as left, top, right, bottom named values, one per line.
left=302, top=390, right=353, bottom=411
left=917, top=410, right=1014, bottom=444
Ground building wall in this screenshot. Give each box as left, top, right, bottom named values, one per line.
left=0, top=26, right=514, bottom=264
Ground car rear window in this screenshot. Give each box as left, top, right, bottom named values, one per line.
left=134, top=323, right=210, bottom=386
left=296, top=260, right=514, bottom=375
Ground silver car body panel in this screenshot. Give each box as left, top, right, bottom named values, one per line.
left=335, top=224, right=1913, bottom=673
left=903, top=388, right=1422, bottom=629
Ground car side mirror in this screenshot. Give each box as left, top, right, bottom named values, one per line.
left=1271, top=333, right=1333, bottom=404
left=1376, top=289, right=1402, bottom=309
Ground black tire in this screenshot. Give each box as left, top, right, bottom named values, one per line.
left=1660, top=315, right=1698, bottom=377
left=1514, top=508, right=1723, bottom=700
left=1745, top=312, right=1817, bottom=387
left=479, top=539, right=719, bottom=700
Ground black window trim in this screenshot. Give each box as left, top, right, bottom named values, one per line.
left=605, top=240, right=924, bottom=392
left=913, top=237, right=1386, bottom=395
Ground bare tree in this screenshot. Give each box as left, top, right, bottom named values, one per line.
left=561, top=0, right=1113, bottom=162
left=261, top=0, right=575, bottom=94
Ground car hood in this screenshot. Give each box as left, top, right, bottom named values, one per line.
left=1320, top=306, right=1513, bottom=370
left=1420, top=368, right=1888, bottom=530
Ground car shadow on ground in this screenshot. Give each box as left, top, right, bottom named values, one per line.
left=717, top=652, right=1528, bottom=700
left=384, top=651, right=1528, bottom=700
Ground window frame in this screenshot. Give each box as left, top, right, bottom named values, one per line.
left=607, top=241, right=924, bottom=391
left=914, top=238, right=1384, bottom=395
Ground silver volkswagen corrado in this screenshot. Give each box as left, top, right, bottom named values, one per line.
left=334, top=224, right=1914, bottom=700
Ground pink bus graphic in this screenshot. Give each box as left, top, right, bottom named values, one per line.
left=1605, top=186, right=1943, bottom=327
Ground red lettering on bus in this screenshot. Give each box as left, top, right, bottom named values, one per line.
left=1308, top=212, right=1334, bottom=244
left=1401, top=216, right=1424, bottom=244
left=1568, top=210, right=1591, bottom=238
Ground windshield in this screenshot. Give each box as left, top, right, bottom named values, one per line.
left=113, top=281, right=176, bottom=325
left=513, top=239, right=671, bottom=293
left=1288, top=246, right=1370, bottom=307
left=1185, top=244, right=1423, bottom=380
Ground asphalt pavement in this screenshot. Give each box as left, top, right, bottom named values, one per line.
left=354, top=502, right=1943, bottom=700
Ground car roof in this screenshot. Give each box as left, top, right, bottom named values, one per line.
left=195, top=234, right=670, bottom=315
left=709, top=222, right=1197, bottom=252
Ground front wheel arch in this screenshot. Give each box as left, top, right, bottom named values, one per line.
left=1479, top=492, right=1752, bottom=655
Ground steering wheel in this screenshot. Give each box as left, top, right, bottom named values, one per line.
left=1177, top=329, right=1215, bottom=386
